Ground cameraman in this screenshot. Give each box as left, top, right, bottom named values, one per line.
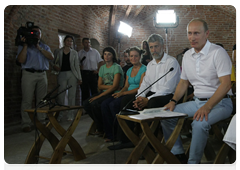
left=16, top=25, right=54, bottom=132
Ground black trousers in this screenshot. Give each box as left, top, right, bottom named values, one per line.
left=117, top=92, right=173, bottom=142
left=80, top=70, right=98, bottom=104
left=83, top=92, right=112, bottom=132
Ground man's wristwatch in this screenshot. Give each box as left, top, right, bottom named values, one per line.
left=170, top=99, right=177, bottom=104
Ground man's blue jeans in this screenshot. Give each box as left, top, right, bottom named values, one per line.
left=161, top=97, right=233, bottom=164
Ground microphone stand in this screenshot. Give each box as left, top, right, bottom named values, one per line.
left=38, top=85, right=72, bottom=110
left=119, top=67, right=174, bottom=115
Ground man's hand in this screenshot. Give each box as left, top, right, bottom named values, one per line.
left=21, top=37, right=27, bottom=46
left=164, top=101, right=176, bottom=111
left=36, top=44, right=43, bottom=51
left=193, top=104, right=211, bottom=121
left=133, top=96, right=148, bottom=110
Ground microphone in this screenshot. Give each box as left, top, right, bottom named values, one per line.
left=80, top=56, right=86, bottom=63
left=119, top=67, right=174, bottom=115
left=38, top=84, right=60, bottom=105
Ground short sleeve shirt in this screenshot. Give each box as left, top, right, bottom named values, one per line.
left=78, top=48, right=103, bottom=71
left=181, top=40, right=232, bottom=98
left=16, top=42, right=53, bottom=70
left=98, top=63, right=124, bottom=92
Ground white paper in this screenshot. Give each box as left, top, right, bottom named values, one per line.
left=129, top=107, right=187, bottom=120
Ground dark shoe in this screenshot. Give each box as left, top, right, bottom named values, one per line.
left=107, top=141, right=134, bottom=150
left=22, top=126, right=32, bottom=133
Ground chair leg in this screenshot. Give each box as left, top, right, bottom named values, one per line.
left=87, top=121, right=97, bottom=136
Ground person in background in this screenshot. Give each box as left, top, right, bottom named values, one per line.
left=101, top=46, right=146, bottom=142
left=120, top=50, right=133, bottom=81
left=176, top=48, right=189, bottom=69
left=141, top=40, right=152, bottom=66
left=163, top=18, right=233, bottom=164
left=52, top=35, right=82, bottom=121
left=78, top=38, right=104, bottom=104
left=16, top=25, right=54, bottom=132
left=83, top=46, right=124, bottom=136
left=216, top=43, right=236, bottom=85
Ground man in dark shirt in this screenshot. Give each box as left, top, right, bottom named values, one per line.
left=121, top=50, right=133, bottom=81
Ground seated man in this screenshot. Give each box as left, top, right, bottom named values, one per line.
left=133, top=33, right=181, bottom=110
left=163, top=18, right=233, bottom=164
left=108, top=33, right=181, bottom=151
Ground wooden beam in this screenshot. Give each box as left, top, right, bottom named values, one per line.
left=133, top=5, right=145, bottom=18
left=129, top=5, right=145, bottom=23
left=109, top=5, right=117, bottom=45
left=123, top=5, right=133, bottom=21
left=111, top=5, right=117, bottom=26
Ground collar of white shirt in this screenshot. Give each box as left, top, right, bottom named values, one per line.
left=83, top=47, right=93, bottom=53
left=191, top=40, right=211, bottom=57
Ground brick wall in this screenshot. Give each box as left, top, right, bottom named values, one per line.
left=4, top=5, right=110, bottom=124
left=4, top=5, right=236, bottom=125
left=116, top=5, right=236, bottom=58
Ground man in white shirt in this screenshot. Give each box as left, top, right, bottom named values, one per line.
left=78, top=38, right=104, bottom=103
left=163, top=18, right=233, bottom=164
left=133, top=33, right=181, bottom=110
left=108, top=34, right=180, bottom=151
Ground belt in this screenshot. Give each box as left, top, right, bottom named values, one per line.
left=198, top=94, right=230, bottom=101
left=25, top=68, right=45, bottom=73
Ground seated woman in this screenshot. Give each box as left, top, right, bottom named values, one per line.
left=101, top=46, right=146, bottom=142
left=83, top=46, right=124, bottom=135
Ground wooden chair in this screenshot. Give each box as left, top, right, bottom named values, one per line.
left=87, top=121, right=97, bottom=136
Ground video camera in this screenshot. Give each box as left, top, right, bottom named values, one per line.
left=15, top=22, right=39, bottom=46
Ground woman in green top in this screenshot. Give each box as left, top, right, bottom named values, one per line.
left=83, top=46, right=124, bottom=135
left=101, top=46, right=146, bottom=142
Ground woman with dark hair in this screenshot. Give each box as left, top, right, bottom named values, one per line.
left=83, top=46, right=124, bottom=135
left=52, top=35, right=82, bottom=121
left=101, top=46, right=146, bottom=142
left=141, top=40, right=152, bottom=66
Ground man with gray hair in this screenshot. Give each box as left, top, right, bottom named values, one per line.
left=133, top=33, right=181, bottom=112
left=163, top=18, right=233, bottom=164
left=108, top=33, right=181, bottom=151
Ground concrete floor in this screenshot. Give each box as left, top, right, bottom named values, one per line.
left=4, top=113, right=228, bottom=164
